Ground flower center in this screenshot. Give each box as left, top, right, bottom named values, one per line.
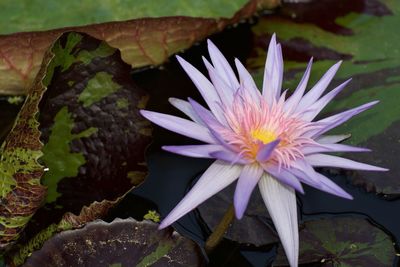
left=251, top=129, right=276, bottom=144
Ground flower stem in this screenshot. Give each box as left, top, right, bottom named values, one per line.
left=205, top=204, right=235, bottom=253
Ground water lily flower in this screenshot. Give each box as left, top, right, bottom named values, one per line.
left=140, top=34, right=387, bottom=267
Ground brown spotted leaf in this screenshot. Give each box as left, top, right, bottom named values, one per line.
left=0, top=0, right=279, bottom=95
left=22, top=218, right=206, bottom=267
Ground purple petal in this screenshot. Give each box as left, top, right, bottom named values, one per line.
left=296, top=61, right=342, bottom=112
left=176, top=56, right=224, bottom=121
left=169, top=98, right=204, bottom=125
left=289, top=160, right=353, bottom=199
left=310, top=101, right=379, bottom=138
left=162, top=144, right=223, bottom=158
left=140, top=110, right=215, bottom=143
left=306, top=154, right=388, bottom=171
left=302, top=143, right=370, bottom=155
left=258, top=174, right=298, bottom=267
left=234, top=58, right=261, bottom=102
left=284, top=58, right=313, bottom=114
left=316, top=134, right=351, bottom=144
left=262, top=34, right=283, bottom=104
left=159, top=160, right=242, bottom=229
left=207, top=40, right=239, bottom=90
left=234, top=164, right=263, bottom=219
left=301, top=79, right=351, bottom=121
left=210, top=150, right=250, bottom=165
left=264, top=165, right=304, bottom=193
left=256, top=139, right=281, bottom=162
left=188, top=98, right=227, bottom=131
left=203, top=57, right=234, bottom=107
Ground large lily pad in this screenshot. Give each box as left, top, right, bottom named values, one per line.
left=0, top=0, right=279, bottom=95
left=248, top=0, right=400, bottom=196
left=0, top=31, right=151, bottom=252
left=198, top=182, right=279, bottom=247
left=22, top=218, right=206, bottom=267
left=274, top=217, right=397, bottom=266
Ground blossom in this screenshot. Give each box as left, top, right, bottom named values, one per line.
left=140, top=35, right=387, bottom=267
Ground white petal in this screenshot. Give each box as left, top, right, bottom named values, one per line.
left=258, top=173, right=298, bottom=267
left=306, top=154, right=388, bottom=171
left=159, top=160, right=242, bottom=229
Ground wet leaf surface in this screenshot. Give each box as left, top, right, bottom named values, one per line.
left=0, top=0, right=279, bottom=95
left=22, top=218, right=206, bottom=267
left=274, top=217, right=397, bottom=267
left=0, top=0, right=251, bottom=34
left=0, top=31, right=151, bottom=255
left=248, top=0, right=400, bottom=196
left=198, top=182, right=279, bottom=247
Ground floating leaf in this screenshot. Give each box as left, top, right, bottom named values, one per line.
left=0, top=0, right=279, bottom=95
left=22, top=218, right=206, bottom=267
left=274, top=217, right=397, bottom=266
left=198, top=182, right=278, bottom=247
left=248, top=0, right=400, bottom=195
left=0, top=32, right=151, bottom=252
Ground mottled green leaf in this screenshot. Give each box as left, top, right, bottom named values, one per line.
left=0, top=32, right=152, bottom=253
left=248, top=0, right=400, bottom=195
left=0, top=0, right=278, bottom=95
left=274, top=217, right=397, bottom=266
left=198, top=182, right=278, bottom=246
left=22, top=218, right=206, bottom=267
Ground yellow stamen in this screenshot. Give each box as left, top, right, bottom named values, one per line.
left=251, top=129, right=276, bottom=144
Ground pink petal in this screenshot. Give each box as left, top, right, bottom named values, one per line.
left=306, top=154, right=388, bottom=171
left=159, top=160, right=242, bottom=229
left=234, top=164, right=263, bottom=219
left=258, top=174, right=298, bottom=267
left=162, top=144, right=223, bottom=158
left=140, top=110, right=215, bottom=143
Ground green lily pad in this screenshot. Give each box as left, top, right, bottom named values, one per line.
left=274, top=217, right=397, bottom=266
left=0, top=0, right=278, bottom=95
left=0, top=31, right=151, bottom=252
left=248, top=0, right=400, bottom=195
left=198, top=182, right=279, bottom=247
left=22, top=218, right=206, bottom=267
